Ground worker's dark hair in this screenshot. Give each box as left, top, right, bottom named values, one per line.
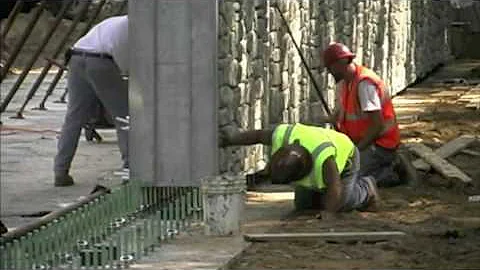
left=270, top=140, right=313, bottom=184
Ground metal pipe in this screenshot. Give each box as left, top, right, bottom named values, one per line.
left=1, top=0, right=25, bottom=38
left=0, top=0, right=74, bottom=113
left=0, top=185, right=109, bottom=243
left=34, top=69, right=65, bottom=109
left=36, top=0, right=108, bottom=110
left=55, top=88, right=68, bottom=104
left=0, top=0, right=47, bottom=83
left=273, top=5, right=331, bottom=116
left=32, top=57, right=67, bottom=109
left=11, top=0, right=92, bottom=118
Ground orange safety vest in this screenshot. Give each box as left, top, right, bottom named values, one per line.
left=336, top=64, right=400, bottom=149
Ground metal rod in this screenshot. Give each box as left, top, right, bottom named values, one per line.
left=35, top=67, right=66, bottom=110
left=37, top=0, right=108, bottom=109
left=10, top=0, right=92, bottom=118
left=0, top=186, right=109, bottom=242
left=54, top=88, right=68, bottom=104
left=25, top=232, right=33, bottom=269
left=273, top=5, right=331, bottom=116
left=0, top=0, right=74, bottom=114
left=0, top=0, right=46, bottom=84
left=1, top=0, right=25, bottom=38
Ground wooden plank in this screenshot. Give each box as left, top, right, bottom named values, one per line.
left=248, top=184, right=293, bottom=193
left=458, top=88, right=480, bottom=100
left=459, top=89, right=480, bottom=110
left=461, top=149, right=480, bottom=157
left=412, top=135, right=477, bottom=171
left=244, top=231, right=407, bottom=243
left=468, top=195, right=480, bottom=202
left=406, top=143, right=473, bottom=183
left=466, top=102, right=480, bottom=110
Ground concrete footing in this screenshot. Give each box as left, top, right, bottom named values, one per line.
left=202, top=175, right=246, bottom=236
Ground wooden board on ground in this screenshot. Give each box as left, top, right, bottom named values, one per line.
left=458, top=88, right=480, bottom=110
left=406, top=143, right=473, bottom=183
left=248, top=184, right=293, bottom=193
left=244, top=231, right=407, bottom=243
left=461, top=149, right=480, bottom=157
left=458, top=88, right=480, bottom=102
left=466, top=102, right=480, bottom=110
left=412, top=135, right=477, bottom=171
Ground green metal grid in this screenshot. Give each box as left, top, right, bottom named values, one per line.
left=0, top=180, right=203, bottom=269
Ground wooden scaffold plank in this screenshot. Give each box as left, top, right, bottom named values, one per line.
left=412, top=135, right=477, bottom=171
left=406, top=143, right=473, bottom=183
left=244, top=231, right=407, bottom=243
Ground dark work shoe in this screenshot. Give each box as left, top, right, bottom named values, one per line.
left=361, top=177, right=380, bottom=212
left=54, top=174, right=74, bottom=187
left=395, top=150, right=418, bottom=186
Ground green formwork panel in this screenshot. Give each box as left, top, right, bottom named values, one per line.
left=0, top=181, right=203, bottom=270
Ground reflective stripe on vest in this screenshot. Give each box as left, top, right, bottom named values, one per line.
left=337, top=65, right=400, bottom=149
left=310, top=141, right=334, bottom=187
left=272, top=124, right=355, bottom=190
left=343, top=86, right=391, bottom=121
left=282, top=125, right=295, bottom=146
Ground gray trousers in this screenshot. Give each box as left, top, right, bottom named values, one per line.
left=359, top=144, right=400, bottom=187
left=294, top=147, right=371, bottom=211
left=54, top=55, right=129, bottom=174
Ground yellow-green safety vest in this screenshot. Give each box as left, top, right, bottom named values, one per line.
left=271, top=123, right=355, bottom=190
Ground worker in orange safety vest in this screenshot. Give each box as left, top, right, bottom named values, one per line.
left=315, top=42, right=417, bottom=187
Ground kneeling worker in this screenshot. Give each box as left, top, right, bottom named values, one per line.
left=220, top=123, right=379, bottom=213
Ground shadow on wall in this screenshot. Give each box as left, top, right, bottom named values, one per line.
left=449, top=2, right=480, bottom=59
left=403, top=0, right=453, bottom=87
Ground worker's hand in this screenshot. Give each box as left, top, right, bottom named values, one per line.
left=246, top=168, right=271, bottom=188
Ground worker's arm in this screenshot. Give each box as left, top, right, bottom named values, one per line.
left=322, top=156, right=344, bottom=213
left=356, top=110, right=383, bottom=151
left=219, top=129, right=273, bottom=147
left=356, top=80, right=384, bottom=151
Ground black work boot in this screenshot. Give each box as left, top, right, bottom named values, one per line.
left=395, top=149, right=418, bottom=186
left=54, top=173, right=74, bottom=187
left=360, top=177, right=380, bottom=212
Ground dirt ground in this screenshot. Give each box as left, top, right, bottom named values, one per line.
left=227, top=61, right=480, bottom=269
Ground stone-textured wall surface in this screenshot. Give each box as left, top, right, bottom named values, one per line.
left=218, top=0, right=454, bottom=174
left=449, top=1, right=480, bottom=58
left=218, top=0, right=269, bottom=174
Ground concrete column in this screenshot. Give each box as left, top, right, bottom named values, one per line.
left=129, top=0, right=218, bottom=186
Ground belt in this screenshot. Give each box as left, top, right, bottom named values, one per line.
left=70, top=49, right=113, bottom=60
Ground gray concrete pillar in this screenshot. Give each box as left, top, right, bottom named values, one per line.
left=129, top=0, right=218, bottom=186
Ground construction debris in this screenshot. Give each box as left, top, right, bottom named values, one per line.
left=458, top=87, right=480, bottom=110
left=411, top=135, right=477, bottom=171
left=461, top=149, right=480, bottom=157
left=244, top=231, right=407, bottom=243
left=468, top=195, right=480, bottom=202
left=406, top=142, right=473, bottom=183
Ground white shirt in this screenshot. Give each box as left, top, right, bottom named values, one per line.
left=336, top=80, right=382, bottom=112
left=357, top=80, right=381, bottom=112
left=74, top=15, right=128, bottom=74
